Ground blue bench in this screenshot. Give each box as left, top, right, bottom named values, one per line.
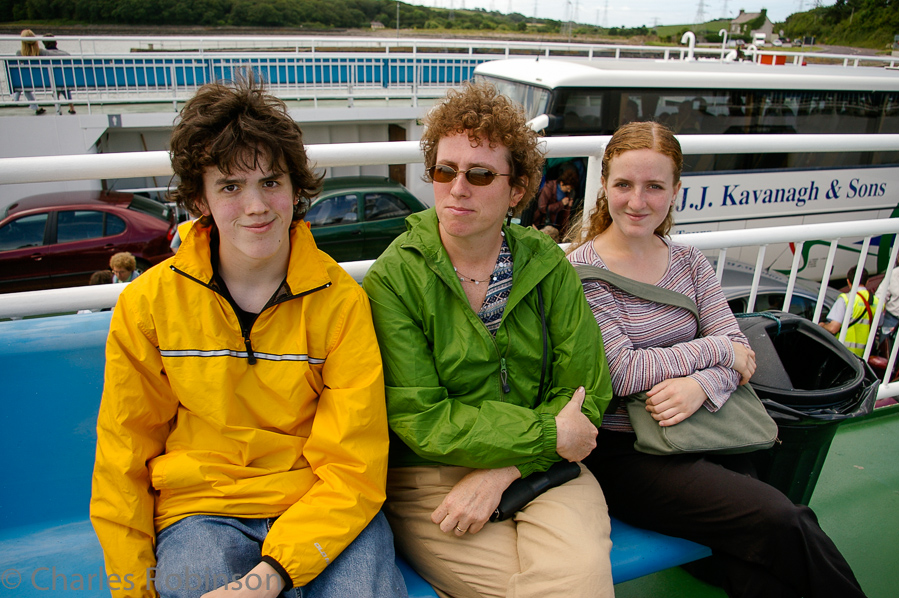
left=0, top=312, right=709, bottom=596
left=6, top=57, right=212, bottom=94
left=5, top=56, right=485, bottom=97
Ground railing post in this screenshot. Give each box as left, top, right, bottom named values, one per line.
left=866, top=237, right=899, bottom=363
left=783, top=241, right=805, bottom=312
left=715, top=249, right=727, bottom=282
left=580, top=151, right=604, bottom=231
left=746, top=247, right=767, bottom=313
left=170, top=64, right=177, bottom=111
left=813, top=241, right=840, bottom=324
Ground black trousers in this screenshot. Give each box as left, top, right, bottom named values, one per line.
left=584, top=430, right=866, bottom=598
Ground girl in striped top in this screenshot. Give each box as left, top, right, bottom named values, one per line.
left=567, top=121, right=866, bottom=598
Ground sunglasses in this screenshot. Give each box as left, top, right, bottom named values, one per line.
left=427, top=164, right=512, bottom=186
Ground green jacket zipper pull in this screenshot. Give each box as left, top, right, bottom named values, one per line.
left=500, top=358, right=510, bottom=394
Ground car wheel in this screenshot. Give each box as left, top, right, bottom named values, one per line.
left=136, top=258, right=152, bottom=273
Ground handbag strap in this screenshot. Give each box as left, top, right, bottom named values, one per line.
left=573, top=264, right=700, bottom=324
left=574, top=264, right=701, bottom=414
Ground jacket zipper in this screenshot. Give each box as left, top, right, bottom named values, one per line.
left=413, top=246, right=513, bottom=398
left=171, top=265, right=331, bottom=366
left=500, top=357, right=510, bottom=394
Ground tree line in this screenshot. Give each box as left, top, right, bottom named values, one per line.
left=1, top=0, right=556, bottom=32
left=4, top=0, right=894, bottom=48
left=783, top=0, right=897, bottom=49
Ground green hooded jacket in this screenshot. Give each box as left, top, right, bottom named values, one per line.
left=363, top=209, right=612, bottom=478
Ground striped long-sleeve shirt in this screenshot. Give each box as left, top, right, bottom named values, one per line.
left=568, top=238, right=749, bottom=432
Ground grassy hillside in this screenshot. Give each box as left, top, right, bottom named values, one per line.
left=783, top=0, right=898, bottom=50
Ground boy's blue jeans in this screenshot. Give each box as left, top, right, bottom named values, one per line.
left=154, top=511, right=408, bottom=598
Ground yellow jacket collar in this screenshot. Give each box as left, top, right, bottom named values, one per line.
left=173, top=222, right=332, bottom=297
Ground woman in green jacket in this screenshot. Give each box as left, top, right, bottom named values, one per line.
left=363, top=82, right=614, bottom=598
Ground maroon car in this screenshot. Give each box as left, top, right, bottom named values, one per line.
left=0, top=191, right=176, bottom=294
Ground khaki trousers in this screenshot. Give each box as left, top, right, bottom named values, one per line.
left=383, top=464, right=614, bottom=598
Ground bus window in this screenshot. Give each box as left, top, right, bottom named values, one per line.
left=549, top=89, right=605, bottom=133
left=631, top=91, right=753, bottom=136
left=761, top=92, right=798, bottom=132
left=880, top=93, right=899, bottom=134
left=619, top=97, right=640, bottom=125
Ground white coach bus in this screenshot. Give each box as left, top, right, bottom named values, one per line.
left=474, top=57, right=899, bottom=280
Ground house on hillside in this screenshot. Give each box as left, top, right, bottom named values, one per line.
left=371, top=21, right=385, bottom=30
left=729, top=10, right=774, bottom=38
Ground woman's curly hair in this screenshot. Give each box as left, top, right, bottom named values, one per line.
left=168, top=71, right=321, bottom=228
left=567, top=121, right=682, bottom=250
left=421, top=81, right=544, bottom=217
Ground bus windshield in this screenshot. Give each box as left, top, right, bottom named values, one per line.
left=475, top=75, right=551, bottom=122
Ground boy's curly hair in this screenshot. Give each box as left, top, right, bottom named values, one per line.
left=168, top=72, right=321, bottom=228
left=421, top=82, right=544, bottom=216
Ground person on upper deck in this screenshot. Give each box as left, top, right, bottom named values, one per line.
left=14, top=29, right=48, bottom=115
left=42, top=33, right=76, bottom=114
left=363, top=81, right=615, bottom=598
left=566, top=121, right=867, bottom=598
left=90, top=74, right=407, bottom=598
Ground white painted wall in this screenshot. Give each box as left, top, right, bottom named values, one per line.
left=0, top=114, right=107, bottom=210
left=0, top=103, right=435, bottom=211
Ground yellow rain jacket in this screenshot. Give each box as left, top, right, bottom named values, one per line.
left=90, top=222, right=389, bottom=596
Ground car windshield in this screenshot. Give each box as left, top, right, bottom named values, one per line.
left=128, top=194, right=171, bottom=222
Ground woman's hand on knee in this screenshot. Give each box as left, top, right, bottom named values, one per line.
left=555, top=386, right=598, bottom=462
left=430, top=467, right=520, bottom=536
left=731, top=342, right=757, bottom=385
left=645, top=377, right=707, bottom=426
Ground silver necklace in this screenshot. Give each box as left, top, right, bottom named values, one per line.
left=454, top=267, right=495, bottom=285
left=453, top=231, right=504, bottom=285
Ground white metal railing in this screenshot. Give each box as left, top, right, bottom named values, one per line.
left=2, top=219, right=896, bottom=400
left=4, top=35, right=897, bottom=112
left=1, top=51, right=486, bottom=112
left=4, top=34, right=897, bottom=65
left=1, top=134, right=898, bottom=400
left=4, top=133, right=898, bottom=217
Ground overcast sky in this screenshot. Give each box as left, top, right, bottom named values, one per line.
left=407, top=0, right=836, bottom=29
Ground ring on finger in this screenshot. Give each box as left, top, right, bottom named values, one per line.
left=454, top=525, right=467, bottom=533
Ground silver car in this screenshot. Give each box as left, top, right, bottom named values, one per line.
left=714, top=259, right=840, bottom=321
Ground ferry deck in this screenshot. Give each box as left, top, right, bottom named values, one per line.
left=1, top=34, right=898, bottom=598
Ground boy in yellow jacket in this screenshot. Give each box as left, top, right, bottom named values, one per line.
left=90, top=74, right=407, bottom=598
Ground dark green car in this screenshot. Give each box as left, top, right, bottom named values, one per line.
left=306, top=176, right=428, bottom=263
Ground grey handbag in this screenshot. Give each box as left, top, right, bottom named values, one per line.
left=574, top=264, right=778, bottom=456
